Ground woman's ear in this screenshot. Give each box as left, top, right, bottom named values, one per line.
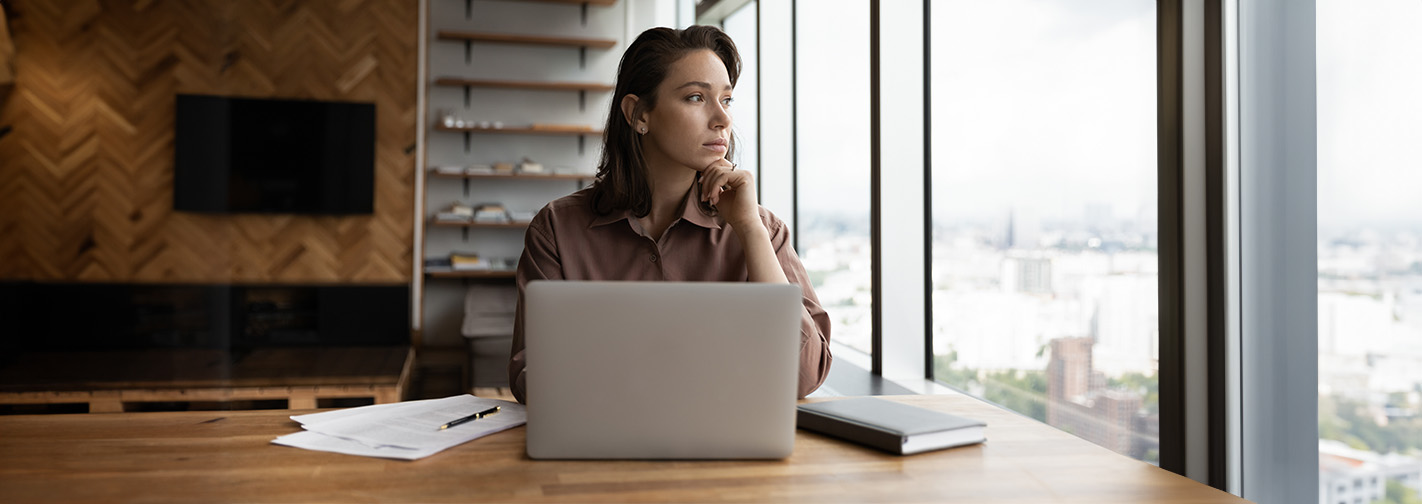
left=620, top=94, right=646, bottom=133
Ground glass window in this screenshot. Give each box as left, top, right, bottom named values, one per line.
left=929, top=0, right=1160, bottom=464
left=721, top=2, right=760, bottom=183
left=796, top=0, right=873, bottom=365
left=1317, top=0, right=1422, bottom=491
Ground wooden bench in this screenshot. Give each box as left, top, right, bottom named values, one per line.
left=0, top=346, right=412, bottom=413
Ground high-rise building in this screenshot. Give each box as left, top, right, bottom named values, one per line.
left=1047, top=336, right=1149, bottom=458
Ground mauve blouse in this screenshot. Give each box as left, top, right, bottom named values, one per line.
left=508, top=185, right=833, bottom=403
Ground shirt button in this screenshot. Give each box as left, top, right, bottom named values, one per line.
left=649, top=254, right=658, bottom=263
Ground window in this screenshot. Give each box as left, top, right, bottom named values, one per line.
left=721, top=2, right=760, bottom=184
left=929, top=0, right=1160, bottom=464
left=1317, top=0, right=1422, bottom=492
left=796, top=0, right=874, bottom=366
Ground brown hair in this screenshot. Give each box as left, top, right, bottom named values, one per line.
left=591, top=25, right=741, bottom=217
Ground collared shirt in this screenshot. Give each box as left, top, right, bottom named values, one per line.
left=508, top=185, right=833, bottom=403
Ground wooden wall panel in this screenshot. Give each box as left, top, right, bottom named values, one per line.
left=0, top=0, right=416, bottom=283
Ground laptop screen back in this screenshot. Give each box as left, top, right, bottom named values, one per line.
left=524, top=281, right=801, bottom=459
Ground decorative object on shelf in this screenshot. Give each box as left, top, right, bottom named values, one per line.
left=517, top=157, right=543, bottom=174
left=434, top=165, right=465, bottom=175
left=492, top=162, right=514, bottom=174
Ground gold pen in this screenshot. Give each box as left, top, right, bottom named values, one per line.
left=439, top=406, right=501, bottom=430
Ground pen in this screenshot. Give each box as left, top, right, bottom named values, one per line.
left=439, top=406, right=500, bottom=430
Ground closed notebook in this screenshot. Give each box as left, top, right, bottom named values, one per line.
left=797, top=397, right=986, bottom=455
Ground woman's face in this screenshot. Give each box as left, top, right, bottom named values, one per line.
left=638, top=49, right=734, bottom=173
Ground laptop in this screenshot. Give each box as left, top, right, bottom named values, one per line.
left=523, top=280, right=802, bottom=459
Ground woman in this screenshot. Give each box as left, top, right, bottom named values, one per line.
left=508, top=25, right=831, bottom=403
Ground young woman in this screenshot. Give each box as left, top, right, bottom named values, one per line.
left=508, top=25, right=831, bottom=403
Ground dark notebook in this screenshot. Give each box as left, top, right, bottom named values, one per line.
left=797, top=397, right=986, bottom=455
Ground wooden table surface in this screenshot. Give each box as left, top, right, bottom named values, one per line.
left=0, top=394, right=1249, bottom=503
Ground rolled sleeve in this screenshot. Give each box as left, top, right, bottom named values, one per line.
left=510, top=206, right=562, bottom=404
left=764, top=210, right=833, bottom=398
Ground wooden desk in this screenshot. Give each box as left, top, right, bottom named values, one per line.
left=0, top=394, right=1248, bottom=503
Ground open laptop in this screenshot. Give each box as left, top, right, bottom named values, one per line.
left=523, top=280, right=802, bottom=459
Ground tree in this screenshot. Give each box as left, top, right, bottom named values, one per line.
left=1383, top=479, right=1422, bottom=504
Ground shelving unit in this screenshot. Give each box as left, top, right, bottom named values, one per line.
left=435, top=30, right=617, bottom=49
left=428, top=221, right=530, bottom=229
left=503, top=0, right=617, bottom=6
left=433, top=124, right=602, bottom=135
left=419, top=0, right=633, bottom=388
left=433, top=78, right=613, bottom=92
left=424, top=270, right=517, bottom=280
left=427, top=172, right=595, bottom=181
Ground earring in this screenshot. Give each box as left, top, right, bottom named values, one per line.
left=640, top=126, right=646, bottom=134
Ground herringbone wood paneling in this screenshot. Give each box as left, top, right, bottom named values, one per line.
left=0, top=0, right=416, bottom=283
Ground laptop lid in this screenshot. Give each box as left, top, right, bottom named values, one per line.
left=524, top=281, right=801, bottom=460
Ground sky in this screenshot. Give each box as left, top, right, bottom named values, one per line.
left=791, top=0, right=1421, bottom=232
left=1316, top=0, right=1422, bottom=232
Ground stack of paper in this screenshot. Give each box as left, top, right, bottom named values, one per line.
left=272, top=394, right=525, bottom=460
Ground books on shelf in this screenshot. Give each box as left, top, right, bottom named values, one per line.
left=551, top=165, right=597, bottom=177
left=507, top=210, right=535, bottom=223
left=434, top=203, right=474, bottom=223
left=450, top=251, right=486, bottom=270
left=796, top=397, right=986, bottom=455
left=430, top=163, right=595, bottom=178
left=445, top=251, right=516, bottom=272
left=472, top=203, right=509, bottom=224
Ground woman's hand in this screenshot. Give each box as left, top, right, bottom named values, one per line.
left=698, top=159, right=761, bottom=231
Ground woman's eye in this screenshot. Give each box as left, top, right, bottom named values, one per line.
left=688, top=94, right=704, bottom=102
left=721, top=97, right=734, bottom=107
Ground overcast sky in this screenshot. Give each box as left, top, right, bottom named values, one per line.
left=1316, top=0, right=1422, bottom=232
left=793, top=0, right=1420, bottom=232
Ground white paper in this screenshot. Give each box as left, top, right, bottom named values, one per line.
left=273, top=431, right=435, bottom=460
left=272, top=394, right=526, bottom=460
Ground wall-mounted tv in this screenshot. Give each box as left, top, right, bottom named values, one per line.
left=174, top=94, right=375, bottom=214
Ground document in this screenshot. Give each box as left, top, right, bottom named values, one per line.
left=272, top=394, right=526, bottom=460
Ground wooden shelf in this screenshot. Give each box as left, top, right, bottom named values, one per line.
left=434, top=78, right=613, bottom=93
left=504, top=0, right=618, bottom=6
left=428, top=171, right=594, bottom=181
left=437, top=30, right=617, bottom=49
left=425, top=270, right=516, bottom=279
left=434, top=124, right=601, bottom=136
left=428, top=220, right=530, bottom=229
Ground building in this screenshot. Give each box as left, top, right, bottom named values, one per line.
left=1047, top=336, right=1148, bottom=458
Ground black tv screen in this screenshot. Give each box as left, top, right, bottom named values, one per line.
left=174, top=94, right=375, bottom=214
